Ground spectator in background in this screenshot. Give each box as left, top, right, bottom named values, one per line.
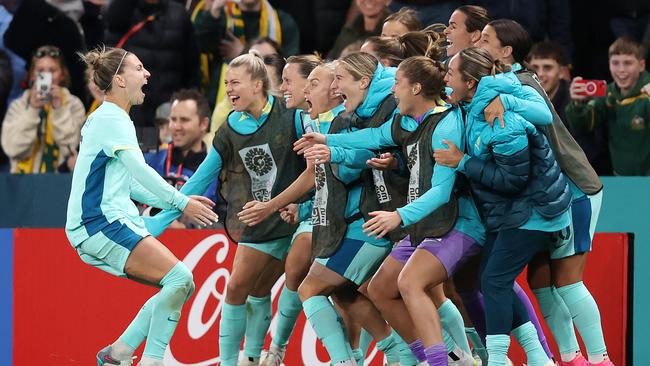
left=263, top=53, right=286, bottom=96
left=1, top=45, right=85, bottom=174
left=566, top=37, right=650, bottom=176
left=154, top=102, right=172, bottom=151
left=381, top=6, right=421, bottom=37
left=104, top=0, right=200, bottom=127
left=328, top=0, right=391, bottom=59
left=528, top=41, right=611, bottom=174
left=194, top=0, right=299, bottom=111
left=0, top=1, right=25, bottom=105
left=3, top=0, right=87, bottom=101
left=388, top=0, right=459, bottom=27
left=144, top=89, right=219, bottom=227
left=249, top=36, right=282, bottom=56
left=0, top=50, right=11, bottom=171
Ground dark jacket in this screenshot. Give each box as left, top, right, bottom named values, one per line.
left=3, top=0, right=87, bottom=100
left=104, top=0, right=200, bottom=127
left=327, top=11, right=389, bottom=59
left=460, top=72, right=571, bottom=232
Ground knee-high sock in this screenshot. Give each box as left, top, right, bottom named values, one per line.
left=512, top=321, right=551, bottom=366
left=424, top=343, right=446, bottom=366
left=486, top=334, right=510, bottom=366
left=392, top=330, right=419, bottom=365
left=438, top=299, right=471, bottom=355
left=376, top=330, right=401, bottom=364
left=466, top=327, right=487, bottom=363
left=409, top=339, right=427, bottom=363
left=244, top=295, right=272, bottom=358
left=117, top=294, right=157, bottom=357
left=556, top=282, right=607, bottom=360
left=359, top=327, right=373, bottom=358
left=458, top=289, right=486, bottom=342
left=272, top=286, right=302, bottom=348
left=513, top=283, right=553, bottom=359
left=144, top=262, right=194, bottom=360
left=532, top=287, right=580, bottom=357
left=219, top=303, right=248, bottom=366
left=303, top=296, right=354, bottom=363
left=442, top=328, right=455, bottom=353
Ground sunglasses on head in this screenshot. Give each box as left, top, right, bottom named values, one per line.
left=34, top=48, right=61, bottom=59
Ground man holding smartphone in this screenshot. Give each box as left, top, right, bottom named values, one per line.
left=566, top=37, right=650, bottom=176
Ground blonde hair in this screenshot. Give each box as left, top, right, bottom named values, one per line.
left=229, top=51, right=271, bottom=95
left=338, top=52, right=378, bottom=81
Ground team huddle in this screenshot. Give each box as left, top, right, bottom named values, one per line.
left=64, top=5, right=612, bottom=366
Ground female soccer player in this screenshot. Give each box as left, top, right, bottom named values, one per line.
left=478, top=19, right=611, bottom=366
left=145, top=52, right=309, bottom=366
left=435, top=47, right=571, bottom=366
left=66, top=47, right=217, bottom=366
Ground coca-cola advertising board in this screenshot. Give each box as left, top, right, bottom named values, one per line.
left=0, top=229, right=629, bottom=366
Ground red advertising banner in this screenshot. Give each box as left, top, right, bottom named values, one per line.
left=12, top=229, right=628, bottom=365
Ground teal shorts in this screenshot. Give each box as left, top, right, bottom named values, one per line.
left=291, top=220, right=313, bottom=244
left=550, top=190, right=603, bottom=259
left=314, top=238, right=391, bottom=285
left=239, top=236, right=293, bottom=261
left=75, top=231, right=145, bottom=277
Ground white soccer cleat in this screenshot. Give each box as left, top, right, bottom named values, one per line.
left=448, top=350, right=476, bottom=366
left=238, top=356, right=260, bottom=366
left=260, top=344, right=286, bottom=366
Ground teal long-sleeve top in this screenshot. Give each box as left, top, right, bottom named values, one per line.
left=326, top=106, right=485, bottom=246
left=458, top=71, right=570, bottom=233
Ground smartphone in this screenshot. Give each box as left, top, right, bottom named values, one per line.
left=575, top=79, right=607, bottom=97
left=35, top=72, right=53, bottom=98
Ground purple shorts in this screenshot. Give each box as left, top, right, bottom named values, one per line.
left=389, top=230, right=480, bottom=276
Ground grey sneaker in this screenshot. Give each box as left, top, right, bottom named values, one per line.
left=96, top=346, right=135, bottom=366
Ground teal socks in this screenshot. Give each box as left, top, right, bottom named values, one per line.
left=143, top=262, right=194, bottom=360
left=219, top=303, right=248, bottom=366
left=119, top=294, right=157, bottom=352
left=303, top=296, right=354, bottom=363
left=442, top=328, right=455, bottom=353
left=466, top=327, right=487, bottom=363
left=438, top=299, right=472, bottom=355
left=272, top=286, right=303, bottom=348
left=533, top=286, right=580, bottom=355
left=392, top=330, right=419, bottom=365
left=486, top=334, right=511, bottom=366
left=376, top=331, right=401, bottom=364
left=244, top=295, right=272, bottom=358
left=512, top=321, right=551, bottom=366
left=556, top=282, right=607, bottom=358
left=359, top=327, right=373, bottom=358
left=352, top=348, right=364, bottom=365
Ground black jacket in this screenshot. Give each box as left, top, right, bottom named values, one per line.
left=104, top=0, right=200, bottom=127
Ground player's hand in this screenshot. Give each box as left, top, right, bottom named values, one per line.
left=182, top=196, right=218, bottom=227
left=238, top=200, right=276, bottom=226
left=294, top=132, right=325, bottom=154
left=484, top=95, right=505, bottom=128
left=304, top=144, right=331, bottom=163
left=641, top=82, right=650, bottom=96
left=362, top=211, right=402, bottom=239
left=433, top=140, right=464, bottom=168
left=280, top=204, right=299, bottom=224
left=367, top=152, right=398, bottom=170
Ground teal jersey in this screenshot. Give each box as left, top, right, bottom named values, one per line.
left=66, top=102, right=187, bottom=248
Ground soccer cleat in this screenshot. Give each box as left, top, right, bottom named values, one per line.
left=260, top=344, right=286, bottom=366
left=589, top=360, right=614, bottom=366
left=448, top=350, right=476, bottom=366
left=560, top=353, right=589, bottom=366
left=238, top=356, right=260, bottom=366
left=96, top=345, right=135, bottom=366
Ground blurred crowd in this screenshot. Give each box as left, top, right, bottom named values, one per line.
left=0, top=0, right=649, bottom=180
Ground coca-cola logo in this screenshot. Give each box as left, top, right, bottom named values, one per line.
left=161, top=232, right=383, bottom=365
